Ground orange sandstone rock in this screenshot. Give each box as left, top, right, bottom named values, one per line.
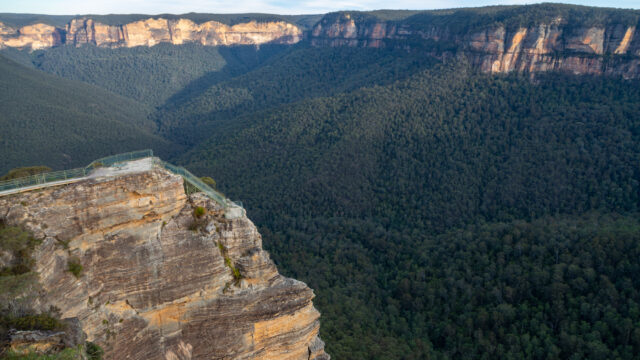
left=0, top=168, right=328, bottom=360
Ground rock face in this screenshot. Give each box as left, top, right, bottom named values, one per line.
left=310, top=13, right=640, bottom=78
left=8, top=318, right=86, bottom=355
left=0, top=18, right=302, bottom=50
left=2, top=9, right=638, bottom=78
left=0, top=22, right=64, bottom=50
left=0, top=167, right=328, bottom=360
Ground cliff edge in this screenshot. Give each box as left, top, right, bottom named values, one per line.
left=310, top=10, right=640, bottom=78
left=0, top=162, right=328, bottom=359
left=1, top=5, right=640, bottom=78
left=0, top=18, right=302, bottom=50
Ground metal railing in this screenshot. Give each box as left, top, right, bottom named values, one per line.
left=0, top=168, right=88, bottom=192
left=0, top=150, right=155, bottom=193
left=87, top=149, right=154, bottom=168
left=0, top=149, right=239, bottom=211
left=153, top=158, right=230, bottom=209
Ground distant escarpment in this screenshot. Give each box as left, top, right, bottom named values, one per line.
left=0, top=166, right=328, bottom=359
left=0, top=17, right=302, bottom=49
left=2, top=5, right=640, bottom=78
left=310, top=7, right=640, bottom=78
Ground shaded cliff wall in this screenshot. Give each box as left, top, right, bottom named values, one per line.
left=310, top=13, right=640, bottom=78
left=0, top=168, right=328, bottom=360
left=0, top=18, right=302, bottom=50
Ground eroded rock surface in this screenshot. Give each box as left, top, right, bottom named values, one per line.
left=2, top=11, right=639, bottom=78
left=310, top=13, right=640, bottom=78
left=0, top=22, right=63, bottom=50
left=0, top=18, right=302, bottom=50
left=8, top=318, right=86, bottom=356
left=0, top=168, right=328, bottom=360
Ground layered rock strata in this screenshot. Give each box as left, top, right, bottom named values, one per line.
left=8, top=318, right=86, bottom=355
left=2, top=10, right=638, bottom=77
left=0, top=167, right=328, bottom=360
left=0, top=18, right=302, bottom=50
left=0, top=22, right=64, bottom=50
left=310, top=13, right=640, bottom=78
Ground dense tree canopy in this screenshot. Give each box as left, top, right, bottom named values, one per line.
left=178, top=61, right=640, bottom=358
left=2, top=5, right=640, bottom=357
left=0, top=55, right=173, bottom=173
left=29, top=44, right=291, bottom=107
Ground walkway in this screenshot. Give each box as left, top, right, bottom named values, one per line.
left=0, top=177, right=88, bottom=197
left=0, top=153, right=244, bottom=219
left=0, top=158, right=154, bottom=198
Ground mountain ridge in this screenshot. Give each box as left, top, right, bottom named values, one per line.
left=1, top=4, right=639, bottom=77
left=0, top=17, right=304, bottom=50
left=310, top=4, right=640, bottom=78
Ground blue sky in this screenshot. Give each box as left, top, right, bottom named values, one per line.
left=0, top=0, right=638, bottom=15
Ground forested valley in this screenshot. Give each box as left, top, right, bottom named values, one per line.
left=178, top=61, right=640, bottom=359
left=1, top=4, right=640, bottom=359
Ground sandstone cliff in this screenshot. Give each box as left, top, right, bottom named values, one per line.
left=2, top=8, right=639, bottom=78
left=0, top=18, right=302, bottom=50
left=0, top=22, right=64, bottom=50
left=310, top=12, right=640, bottom=78
left=0, top=165, right=328, bottom=359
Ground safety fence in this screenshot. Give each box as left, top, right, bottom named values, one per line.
left=152, top=158, right=230, bottom=209
left=88, top=149, right=154, bottom=169
left=0, top=149, right=155, bottom=193
left=0, top=150, right=236, bottom=210
left=0, top=168, right=88, bottom=192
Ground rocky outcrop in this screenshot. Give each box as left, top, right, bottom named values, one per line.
left=465, top=23, right=640, bottom=78
left=0, top=166, right=328, bottom=359
left=0, top=18, right=302, bottom=50
left=310, top=13, right=640, bottom=78
left=3, top=8, right=638, bottom=78
left=8, top=318, right=86, bottom=356
left=311, top=14, right=403, bottom=48
left=0, top=22, right=64, bottom=50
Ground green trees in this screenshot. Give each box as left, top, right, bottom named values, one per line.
left=176, top=61, right=640, bottom=358
left=1, top=6, right=640, bottom=356
left=0, top=223, right=53, bottom=350
left=200, top=177, right=217, bottom=188
left=29, top=44, right=290, bottom=108
left=66, top=258, right=83, bottom=279
left=154, top=45, right=438, bottom=145
left=0, top=54, right=174, bottom=174
left=0, top=167, right=51, bottom=181
left=0, top=224, right=41, bottom=277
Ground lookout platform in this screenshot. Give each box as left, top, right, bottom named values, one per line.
left=0, top=150, right=244, bottom=219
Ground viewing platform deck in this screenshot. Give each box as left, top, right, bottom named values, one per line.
left=0, top=150, right=244, bottom=218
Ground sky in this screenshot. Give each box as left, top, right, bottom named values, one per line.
left=0, top=0, right=638, bottom=15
